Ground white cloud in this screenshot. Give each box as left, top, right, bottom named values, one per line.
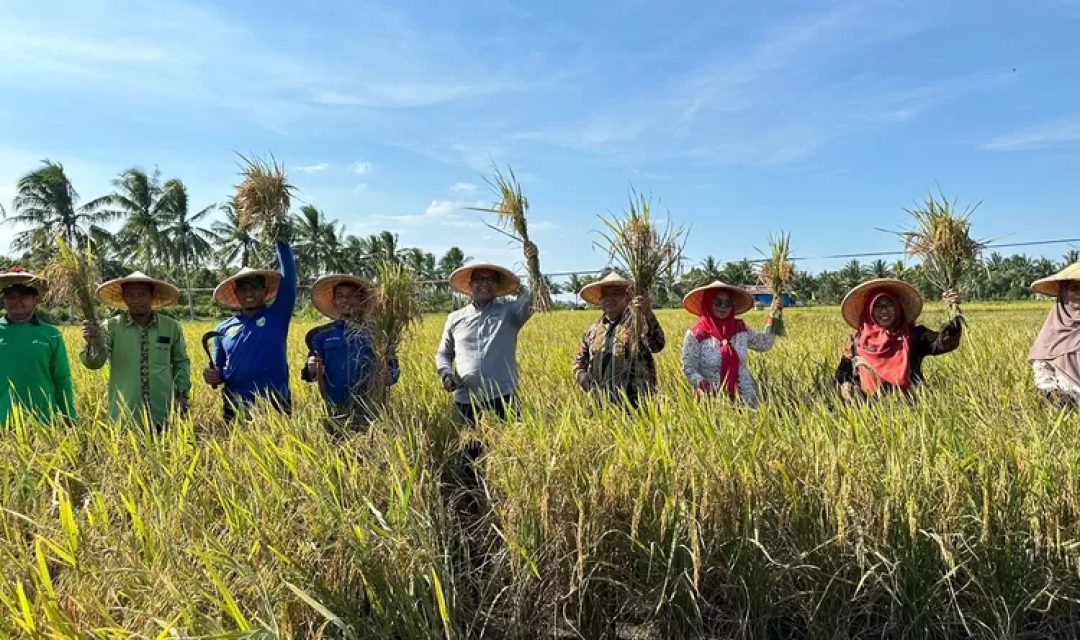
left=450, top=182, right=477, bottom=194
left=372, top=199, right=484, bottom=228
left=296, top=162, right=329, bottom=173
left=983, top=117, right=1080, bottom=151
left=350, top=161, right=371, bottom=175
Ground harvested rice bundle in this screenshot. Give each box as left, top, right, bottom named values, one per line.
left=597, top=190, right=685, bottom=352
left=471, top=165, right=552, bottom=311
left=367, top=260, right=423, bottom=409
left=42, top=238, right=102, bottom=350
left=894, top=192, right=987, bottom=317
left=757, top=231, right=794, bottom=336
left=233, top=154, right=295, bottom=242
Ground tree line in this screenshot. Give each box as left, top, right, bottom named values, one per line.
left=2, top=160, right=1075, bottom=316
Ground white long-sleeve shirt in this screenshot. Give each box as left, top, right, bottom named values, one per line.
left=1032, top=361, right=1080, bottom=400
left=681, top=329, right=775, bottom=408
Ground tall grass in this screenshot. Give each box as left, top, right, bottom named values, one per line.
left=2, top=304, right=1080, bottom=637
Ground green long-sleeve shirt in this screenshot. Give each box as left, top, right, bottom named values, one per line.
left=80, top=312, right=191, bottom=425
left=0, top=315, right=77, bottom=425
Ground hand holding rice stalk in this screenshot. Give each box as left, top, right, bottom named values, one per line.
left=234, top=154, right=295, bottom=243
left=893, top=192, right=987, bottom=319
left=470, top=165, right=552, bottom=312
left=756, top=231, right=794, bottom=337
left=366, top=261, right=423, bottom=410
left=597, top=190, right=686, bottom=353
left=42, top=238, right=102, bottom=351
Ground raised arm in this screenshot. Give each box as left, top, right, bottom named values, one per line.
left=746, top=327, right=776, bottom=353
left=573, top=325, right=595, bottom=389
left=916, top=317, right=963, bottom=357
left=511, top=286, right=534, bottom=327
left=79, top=319, right=112, bottom=370
left=642, top=314, right=666, bottom=354
left=269, top=240, right=298, bottom=317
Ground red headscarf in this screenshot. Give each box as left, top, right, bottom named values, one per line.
left=690, top=289, right=748, bottom=398
left=855, top=291, right=912, bottom=394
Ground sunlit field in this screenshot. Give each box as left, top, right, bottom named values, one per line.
left=2, top=303, right=1079, bottom=638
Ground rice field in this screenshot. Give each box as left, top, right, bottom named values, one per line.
left=2, top=302, right=1079, bottom=639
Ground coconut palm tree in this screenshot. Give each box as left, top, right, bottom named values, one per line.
left=5, top=160, right=118, bottom=256
left=95, top=167, right=173, bottom=272
left=437, top=246, right=469, bottom=278
left=161, top=179, right=216, bottom=318
left=212, top=198, right=261, bottom=268
left=292, top=204, right=336, bottom=278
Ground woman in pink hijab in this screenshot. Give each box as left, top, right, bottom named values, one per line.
left=1029, top=263, right=1080, bottom=408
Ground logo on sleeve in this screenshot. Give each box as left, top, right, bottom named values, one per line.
left=256, top=317, right=267, bottom=328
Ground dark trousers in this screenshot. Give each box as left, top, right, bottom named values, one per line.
left=453, top=393, right=518, bottom=427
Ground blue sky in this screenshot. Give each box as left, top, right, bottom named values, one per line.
left=2, top=0, right=1079, bottom=277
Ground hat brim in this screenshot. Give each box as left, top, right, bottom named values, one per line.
left=840, top=278, right=923, bottom=329
left=0, top=274, right=45, bottom=294
left=682, top=282, right=755, bottom=316
left=448, top=264, right=520, bottom=297
left=311, top=274, right=375, bottom=319
left=97, top=276, right=181, bottom=310
left=579, top=279, right=633, bottom=305
left=213, top=270, right=282, bottom=309
left=1032, top=262, right=1080, bottom=297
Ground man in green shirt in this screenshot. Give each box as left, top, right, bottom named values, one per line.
left=0, top=267, right=77, bottom=425
left=81, top=272, right=191, bottom=428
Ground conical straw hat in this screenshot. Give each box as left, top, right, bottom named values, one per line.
left=448, top=263, right=520, bottom=297
left=213, top=267, right=282, bottom=309
left=682, top=281, right=755, bottom=316
left=1032, top=262, right=1080, bottom=297
left=0, top=267, right=46, bottom=294
left=840, top=278, right=923, bottom=329
left=310, top=274, right=374, bottom=319
left=96, top=272, right=181, bottom=310
left=579, top=272, right=634, bottom=305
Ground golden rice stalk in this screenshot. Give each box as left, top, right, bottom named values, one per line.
left=41, top=237, right=99, bottom=323
left=366, top=261, right=423, bottom=410
left=756, top=231, right=794, bottom=336
left=596, top=190, right=686, bottom=351
left=893, top=192, right=987, bottom=315
left=233, top=154, right=294, bottom=242
left=470, top=164, right=552, bottom=311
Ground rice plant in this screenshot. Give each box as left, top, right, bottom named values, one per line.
left=892, top=192, right=988, bottom=316
left=597, top=189, right=686, bottom=351
left=470, top=165, right=553, bottom=312
left=233, top=154, right=295, bottom=242
left=756, top=231, right=794, bottom=336
left=2, top=302, right=1079, bottom=638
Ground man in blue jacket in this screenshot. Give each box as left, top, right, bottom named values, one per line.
left=301, top=274, right=399, bottom=429
left=204, top=239, right=297, bottom=421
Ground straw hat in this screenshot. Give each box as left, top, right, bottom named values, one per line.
left=310, top=274, right=375, bottom=319
left=682, top=281, right=754, bottom=316
left=213, top=267, right=282, bottom=309
left=0, top=266, right=46, bottom=294
left=1032, top=262, right=1080, bottom=298
left=448, top=263, right=520, bottom=297
left=840, top=278, right=923, bottom=329
left=96, top=272, right=181, bottom=310
left=579, top=272, right=634, bottom=305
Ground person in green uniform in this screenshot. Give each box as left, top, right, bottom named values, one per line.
left=81, top=272, right=191, bottom=428
left=0, top=267, right=77, bottom=425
